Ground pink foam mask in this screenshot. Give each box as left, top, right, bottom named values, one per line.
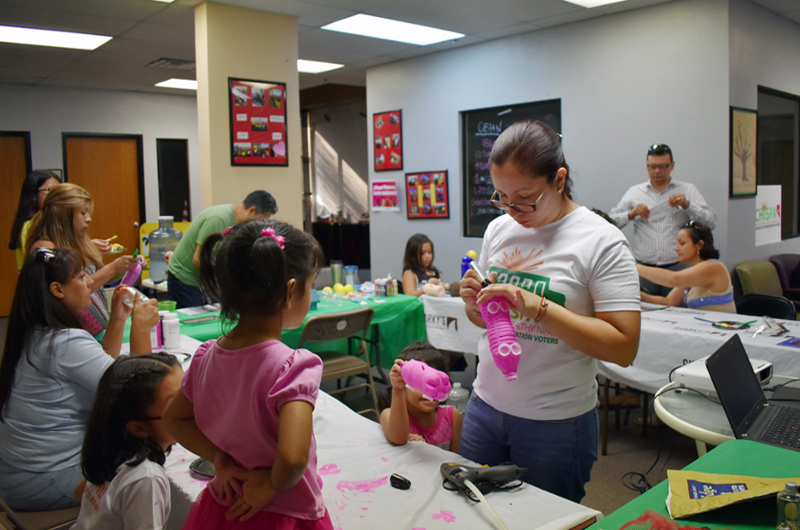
left=401, top=359, right=452, bottom=401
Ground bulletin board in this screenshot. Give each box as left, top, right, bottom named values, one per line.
left=405, top=170, right=449, bottom=219
left=228, top=77, right=288, bottom=166
left=461, top=99, right=561, bottom=237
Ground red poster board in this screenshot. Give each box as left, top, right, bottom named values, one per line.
left=406, top=170, right=449, bottom=219
left=228, top=78, right=288, bottom=166
left=373, top=110, right=402, bottom=171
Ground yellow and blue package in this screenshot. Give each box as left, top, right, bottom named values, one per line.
left=667, top=470, right=800, bottom=518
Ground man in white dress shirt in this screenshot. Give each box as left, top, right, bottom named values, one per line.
left=610, top=144, right=717, bottom=296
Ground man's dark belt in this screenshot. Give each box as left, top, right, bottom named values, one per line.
left=637, top=261, right=679, bottom=268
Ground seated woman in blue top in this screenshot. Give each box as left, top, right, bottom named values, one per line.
left=402, top=233, right=449, bottom=297
left=0, top=248, right=159, bottom=511
left=638, top=221, right=735, bottom=312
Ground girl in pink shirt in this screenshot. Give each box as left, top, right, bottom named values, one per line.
left=379, top=342, right=463, bottom=451
left=163, top=219, right=332, bottom=530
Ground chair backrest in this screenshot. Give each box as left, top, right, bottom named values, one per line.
left=769, top=254, right=800, bottom=290
left=298, top=307, right=374, bottom=345
left=735, top=293, right=797, bottom=320
left=733, top=260, right=783, bottom=297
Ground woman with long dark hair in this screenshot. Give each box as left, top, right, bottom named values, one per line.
left=8, top=170, right=61, bottom=271
left=0, top=248, right=158, bottom=511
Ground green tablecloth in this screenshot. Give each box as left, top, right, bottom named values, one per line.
left=129, top=294, right=427, bottom=372
left=588, top=439, right=800, bottom=529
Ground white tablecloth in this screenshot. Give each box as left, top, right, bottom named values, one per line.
left=598, top=306, right=800, bottom=394
left=164, top=392, right=601, bottom=530
left=421, top=295, right=485, bottom=354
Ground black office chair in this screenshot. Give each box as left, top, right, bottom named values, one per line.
left=735, top=293, right=797, bottom=321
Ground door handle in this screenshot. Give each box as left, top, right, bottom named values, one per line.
left=133, top=222, right=140, bottom=227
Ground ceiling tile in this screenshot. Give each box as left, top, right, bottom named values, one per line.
left=473, top=21, right=541, bottom=40
left=437, top=0, right=584, bottom=22
left=298, top=44, right=374, bottom=63
left=210, top=0, right=354, bottom=27
left=0, top=74, right=45, bottom=84
left=531, top=9, right=600, bottom=28
left=0, top=0, right=166, bottom=21
left=365, top=0, right=520, bottom=34
left=303, top=0, right=393, bottom=10
left=751, top=0, right=800, bottom=13
left=144, top=3, right=196, bottom=28
left=0, top=6, right=137, bottom=35
left=0, top=65, right=59, bottom=77
left=781, top=8, right=800, bottom=22
left=120, top=22, right=194, bottom=46
left=89, top=37, right=195, bottom=63
left=0, top=41, right=90, bottom=61
left=0, top=55, right=71, bottom=70
left=593, top=0, right=673, bottom=16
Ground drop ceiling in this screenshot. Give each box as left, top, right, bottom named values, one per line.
left=0, top=0, right=798, bottom=95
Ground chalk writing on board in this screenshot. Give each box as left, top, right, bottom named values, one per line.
left=461, top=99, right=561, bottom=238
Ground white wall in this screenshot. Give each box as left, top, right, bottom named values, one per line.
left=727, top=0, right=800, bottom=264
left=367, top=0, right=730, bottom=282
left=0, top=84, right=200, bottom=223
left=310, top=101, right=369, bottom=223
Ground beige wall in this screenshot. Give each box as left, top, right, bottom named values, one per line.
left=195, top=2, right=303, bottom=228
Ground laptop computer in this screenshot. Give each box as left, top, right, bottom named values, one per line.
left=706, top=334, right=800, bottom=451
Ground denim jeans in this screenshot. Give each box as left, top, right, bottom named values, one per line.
left=168, top=274, right=206, bottom=309
left=457, top=394, right=599, bottom=503
left=0, top=459, right=81, bottom=511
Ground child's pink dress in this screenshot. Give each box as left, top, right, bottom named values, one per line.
left=408, top=406, right=455, bottom=450
left=181, top=339, right=333, bottom=530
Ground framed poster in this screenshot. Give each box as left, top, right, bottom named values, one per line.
left=406, top=170, right=449, bottom=219
left=373, top=110, right=402, bottom=171
left=730, top=106, right=757, bottom=197
left=371, top=180, right=400, bottom=211
left=228, top=78, right=288, bottom=166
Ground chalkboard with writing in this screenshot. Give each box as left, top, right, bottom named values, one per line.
left=461, top=99, right=561, bottom=238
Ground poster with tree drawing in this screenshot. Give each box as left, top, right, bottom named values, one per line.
left=730, top=107, right=757, bottom=197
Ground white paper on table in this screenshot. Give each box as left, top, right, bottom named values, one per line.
left=647, top=201, right=678, bottom=221
left=177, top=304, right=219, bottom=316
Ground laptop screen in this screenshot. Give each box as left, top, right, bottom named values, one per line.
left=705, top=334, right=767, bottom=433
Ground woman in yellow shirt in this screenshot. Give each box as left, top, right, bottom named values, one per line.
left=8, top=170, right=61, bottom=271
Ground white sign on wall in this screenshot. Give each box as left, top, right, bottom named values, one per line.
left=755, top=185, right=782, bottom=246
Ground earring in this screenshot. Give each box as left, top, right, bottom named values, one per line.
left=558, top=189, right=563, bottom=194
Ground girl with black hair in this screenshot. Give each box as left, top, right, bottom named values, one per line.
left=0, top=248, right=159, bottom=511
left=638, top=221, right=735, bottom=312
left=401, top=233, right=448, bottom=297
left=73, top=353, right=182, bottom=530
left=163, top=219, right=333, bottom=529
left=8, top=170, right=60, bottom=271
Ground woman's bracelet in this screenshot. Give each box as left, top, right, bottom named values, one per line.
left=470, top=307, right=481, bottom=317
left=534, top=296, right=548, bottom=322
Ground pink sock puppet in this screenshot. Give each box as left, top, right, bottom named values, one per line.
left=480, top=297, right=522, bottom=381
left=468, top=262, right=521, bottom=381
left=401, top=359, right=451, bottom=401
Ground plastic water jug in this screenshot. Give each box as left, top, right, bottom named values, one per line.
left=148, top=215, right=182, bottom=283
left=447, top=382, right=470, bottom=415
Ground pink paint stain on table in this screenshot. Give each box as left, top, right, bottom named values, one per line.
left=381, top=457, right=390, bottom=462
left=319, top=463, right=341, bottom=475
left=432, top=510, right=456, bottom=523
left=336, top=476, right=388, bottom=494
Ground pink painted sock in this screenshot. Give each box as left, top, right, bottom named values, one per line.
left=480, top=297, right=521, bottom=381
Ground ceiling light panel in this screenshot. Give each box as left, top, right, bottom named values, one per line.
left=322, top=14, right=464, bottom=46
left=0, top=25, right=112, bottom=50
left=155, top=78, right=197, bottom=90
left=298, top=59, right=344, bottom=74
left=561, top=0, right=628, bottom=8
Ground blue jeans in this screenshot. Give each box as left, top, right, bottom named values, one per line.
left=0, top=459, right=81, bottom=511
left=457, top=394, right=598, bottom=503
left=168, top=274, right=206, bottom=309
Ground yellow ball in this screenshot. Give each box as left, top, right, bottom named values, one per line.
left=467, top=250, right=478, bottom=260
left=344, top=284, right=354, bottom=293
left=333, top=283, right=345, bottom=293
left=322, top=286, right=333, bottom=292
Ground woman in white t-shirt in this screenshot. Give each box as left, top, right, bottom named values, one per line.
left=72, top=353, right=183, bottom=530
left=459, top=120, right=641, bottom=502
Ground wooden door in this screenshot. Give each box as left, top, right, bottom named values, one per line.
left=64, top=135, right=144, bottom=265
left=0, top=133, right=32, bottom=317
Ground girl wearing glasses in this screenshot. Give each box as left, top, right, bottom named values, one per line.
left=637, top=221, right=734, bottom=312
left=0, top=248, right=158, bottom=511
left=458, top=120, right=641, bottom=503
left=26, top=183, right=145, bottom=339
left=8, top=170, right=61, bottom=271
left=73, top=353, right=183, bottom=530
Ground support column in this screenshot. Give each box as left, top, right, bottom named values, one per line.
left=195, top=2, right=302, bottom=228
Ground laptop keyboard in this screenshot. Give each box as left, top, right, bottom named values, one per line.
left=761, top=407, right=800, bottom=448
